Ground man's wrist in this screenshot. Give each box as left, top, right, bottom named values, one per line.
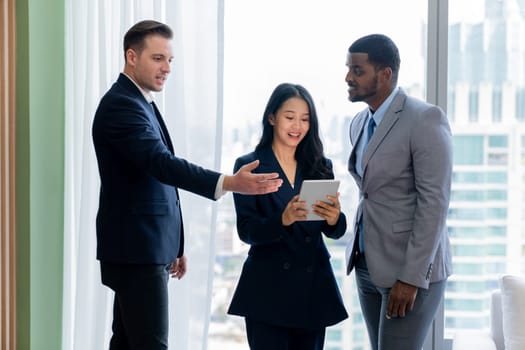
left=215, top=174, right=228, bottom=199
left=222, top=174, right=234, bottom=192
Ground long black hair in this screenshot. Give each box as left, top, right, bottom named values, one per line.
left=255, top=83, right=332, bottom=179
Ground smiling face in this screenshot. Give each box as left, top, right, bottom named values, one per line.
left=124, top=34, right=173, bottom=93
left=269, top=97, right=310, bottom=151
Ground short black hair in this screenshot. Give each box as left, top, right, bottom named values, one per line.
left=349, top=34, right=400, bottom=85
left=123, top=20, right=173, bottom=59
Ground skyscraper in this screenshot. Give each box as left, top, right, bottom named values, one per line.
left=445, top=0, right=525, bottom=333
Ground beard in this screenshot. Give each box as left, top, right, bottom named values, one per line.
left=349, top=89, right=377, bottom=102
left=348, top=75, right=378, bottom=103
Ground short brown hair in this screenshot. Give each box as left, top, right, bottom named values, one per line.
left=123, top=20, right=173, bottom=59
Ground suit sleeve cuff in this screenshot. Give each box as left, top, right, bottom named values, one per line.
left=214, top=174, right=227, bottom=199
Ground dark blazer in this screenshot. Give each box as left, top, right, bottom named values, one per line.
left=227, top=147, right=348, bottom=330
left=92, top=73, right=220, bottom=264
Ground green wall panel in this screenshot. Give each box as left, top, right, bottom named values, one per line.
left=16, top=0, right=65, bottom=348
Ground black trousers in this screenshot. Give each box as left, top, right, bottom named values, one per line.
left=101, top=262, right=171, bottom=350
left=245, top=318, right=326, bottom=350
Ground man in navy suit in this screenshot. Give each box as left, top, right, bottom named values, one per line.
left=92, top=20, right=282, bottom=350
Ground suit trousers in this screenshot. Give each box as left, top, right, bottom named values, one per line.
left=245, top=318, right=326, bottom=350
left=354, top=254, right=446, bottom=350
left=101, top=262, right=171, bottom=350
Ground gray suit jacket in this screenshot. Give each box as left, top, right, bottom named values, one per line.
left=345, top=88, right=453, bottom=289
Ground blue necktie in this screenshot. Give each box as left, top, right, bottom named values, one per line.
left=359, top=115, right=376, bottom=252
left=366, top=117, right=376, bottom=145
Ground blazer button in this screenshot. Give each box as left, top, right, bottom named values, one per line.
left=305, top=236, right=312, bottom=243
left=283, top=262, right=291, bottom=270
left=363, top=193, right=368, bottom=199
left=306, top=265, right=313, bottom=273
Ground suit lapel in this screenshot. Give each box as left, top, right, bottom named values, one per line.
left=361, top=91, right=406, bottom=175
left=117, top=74, right=175, bottom=154
left=258, top=147, right=298, bottom=207
left=258, top=147, right=311, bottom=234
left=348, top=112, right=368, bottom=180
left=151, top=102, right=175, bottom=153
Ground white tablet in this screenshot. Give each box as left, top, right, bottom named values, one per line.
left=298, top=179, right=340, bottom=221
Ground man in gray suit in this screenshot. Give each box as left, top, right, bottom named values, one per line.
left=344, top=34, right=453, bottom=350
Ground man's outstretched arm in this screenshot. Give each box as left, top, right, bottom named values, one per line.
left=222, top=160, right=283, bottom=195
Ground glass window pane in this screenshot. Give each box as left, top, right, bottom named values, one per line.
left=212, top=1, right=427, bottom=349
left=453, top=136, right=484, bottom=165
left=446, top=0, right=525, bottom=340
left=488, top=135, right=507, bottom=148
left=451, top=189, right=507, bottom=201
left=517, top=87, right=525, bottom=120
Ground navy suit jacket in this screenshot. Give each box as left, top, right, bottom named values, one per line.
left=227, top=147, right=348, bottom=329
left=92, top=73, right=220, bottom=264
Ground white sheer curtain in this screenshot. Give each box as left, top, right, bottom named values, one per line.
left=62, top=1, right=221, bottom=349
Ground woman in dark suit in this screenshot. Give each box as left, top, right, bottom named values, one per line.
left=228, top=83, right=348, bottom=350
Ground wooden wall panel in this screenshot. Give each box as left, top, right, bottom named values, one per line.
left=0, top=0, right=17, bottom=349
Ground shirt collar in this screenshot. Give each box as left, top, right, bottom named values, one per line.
left=122, top=72, right=155, bottom=104
left=369, top=86, right=399, bottom=126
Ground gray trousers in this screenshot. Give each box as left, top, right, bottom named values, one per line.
left=354, top=254, right=446, bottom=350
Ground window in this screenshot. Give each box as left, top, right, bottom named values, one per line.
left=210, top=1, right=427, bottom=349
left=492, top=87, right=502, bottom=122
left=452, top=244, right=507, bottom=257
left=517, top=87, right=525, bottom=121
left=452, top=171, right=507, bottom=184
left=469, top=88, right=479, bottom=122
left=449, top=226, right=507, bottom=239
left=489, top=135, right=507, bottom=148
left=451, top=189, right=507, bottom=201
left=453, top=136, right=484, bottom=165
left=446, top=0, right=525, bottom=340
left=210, top=0, right=525, bottom=348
